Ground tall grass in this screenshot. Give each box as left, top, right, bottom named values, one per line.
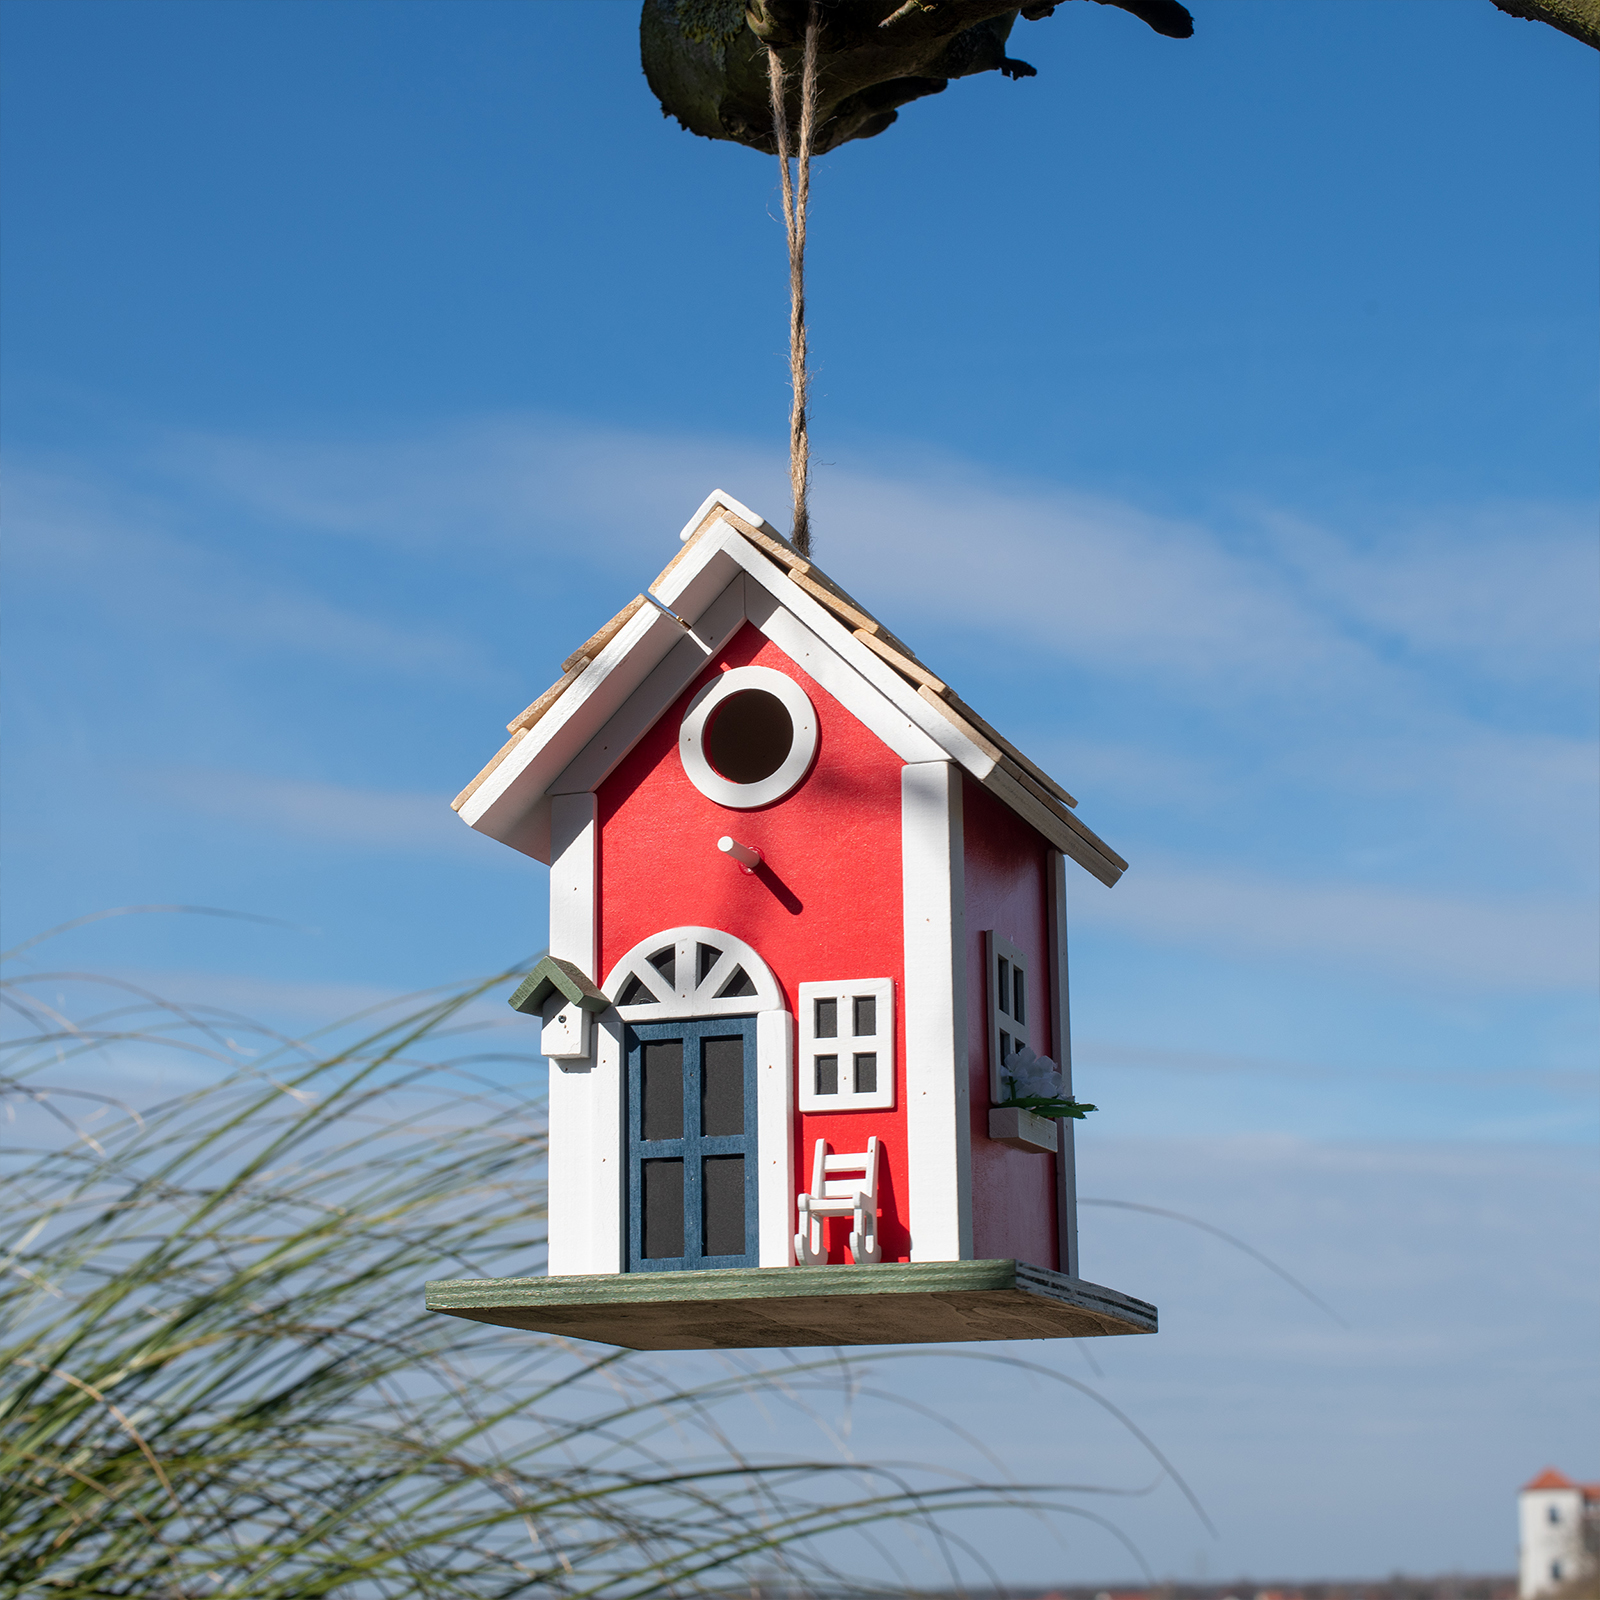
left=0, top=935, right=1160, bottom=1598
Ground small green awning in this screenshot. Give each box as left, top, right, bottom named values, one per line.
left=507, top=955, right=609, bottom=1017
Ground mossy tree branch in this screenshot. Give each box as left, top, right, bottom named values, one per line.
left=642, top=0, right=1595, bottom=159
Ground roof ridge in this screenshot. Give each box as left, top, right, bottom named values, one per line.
left=451, top=495, right=1120, bottom=883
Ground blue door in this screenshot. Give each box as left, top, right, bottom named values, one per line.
left=626, top=1016, right=759, bottom=1272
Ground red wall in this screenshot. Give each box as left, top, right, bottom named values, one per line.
left=596, top=624, right=912, bottom=1263
left=961, top=773, right=1059, bottom=1270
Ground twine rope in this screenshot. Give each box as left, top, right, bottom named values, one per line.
left=766, top=5, right=819, bottom=557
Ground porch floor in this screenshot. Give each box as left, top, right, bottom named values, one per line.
left=424, top=1259, right=1158, bottom=1350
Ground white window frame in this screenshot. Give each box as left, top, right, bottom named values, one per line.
left=678, top=664, right=818, bottom=809
left=797, top=978, right=895, bottom=1111
left=986, top=931, right=1030, bottom=1104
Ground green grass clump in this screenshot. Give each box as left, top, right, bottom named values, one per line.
left=1, top=950, right=1129, bottom=1599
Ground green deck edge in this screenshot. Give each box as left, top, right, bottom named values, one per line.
left=425, top=1259, right=1157, bottom=1350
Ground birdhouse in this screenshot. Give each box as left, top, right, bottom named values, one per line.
left=426, top=490, right=1157, bottom=1350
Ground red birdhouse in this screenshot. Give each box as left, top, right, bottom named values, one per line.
left=426, top=491, right=1156, bottom=1350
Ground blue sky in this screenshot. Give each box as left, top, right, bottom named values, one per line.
left=3, top=0, right=1597, bottom=1582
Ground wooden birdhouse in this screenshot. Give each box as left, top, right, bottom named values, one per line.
left=426, top=491, right=1157, bottom=1350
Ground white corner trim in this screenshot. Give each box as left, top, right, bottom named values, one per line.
left=757, top=1008, right=796, bottom=1267
left=678, top=488, right=780, bottom=544
left=548, top=1009, right=625, bottom=1277
left=544, top=793, right=618, bottom=1275
left=1048, top=849, right=1080, bottom=1278
left=901, top=761, right=972, bottom=1262
left=549, top=794, right=597, bottom=977
left=603, top=925, right=784, bottom=1019
left=678, top=664, right=819, bottom=809
left=796, top=978, right=896, bottom=1111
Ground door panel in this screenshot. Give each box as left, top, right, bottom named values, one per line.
left=626, top=1016, right=758, bottom=1271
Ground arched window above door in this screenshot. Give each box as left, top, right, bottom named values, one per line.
left=603, top=926, right=784, bottom=1019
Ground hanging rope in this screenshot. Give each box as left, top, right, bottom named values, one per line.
left=766, top=5, right=819, bottom=557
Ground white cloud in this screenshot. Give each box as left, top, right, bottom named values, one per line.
left=50, top=411, right=1591, bottom=702
left=1262, top=499, right=1600, bottom=684
left=1077, top=859, right=1598, bottom=991
left=143, top=768, right=522, bottom=863
left=4, top=462, right=493, bottom=680
left=9, top=414, right=1595, bottom=995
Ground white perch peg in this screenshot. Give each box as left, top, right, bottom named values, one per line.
left=717, top=836, right=764, bottom=874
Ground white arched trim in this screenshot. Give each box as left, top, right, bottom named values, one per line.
left=593, top=926, right=794, bottom=1270
left=603, top=925, right=784, bottom=1020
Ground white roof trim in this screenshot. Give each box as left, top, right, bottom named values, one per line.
left=676, top=488, right=780, bottom=545
left=460, top=499, right=1123, bottom=884
left=663, top=520, right=996, bottom=779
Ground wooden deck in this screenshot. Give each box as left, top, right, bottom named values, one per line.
left=425, top=1259, right=1158, bottom=1350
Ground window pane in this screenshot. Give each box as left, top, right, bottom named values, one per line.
left=617, top=973, right=653, bottom=1007
left=641, top=1159, right=684, bottom=1258
left=697, top=942, right=721, bottom=985
left=647, top=945, right=676, bottom=990
left=852, top=995, right=876, bottom=1037
left=814, top=996, right=837, bottom=1038
left=854, top=1052, right=877, bottom=1094
left=701, top=1036, right=745, bottom=1136
left=641, top=1039, right=684, bottom=1141
left=702, top=1156, right=746, bottom=1256
left=1012, top=967, right=1026, bottom=1027
left=996, top=957, right=1010, bottom=1015
left=716, top=965, right=757, bottom=998
left=815, top=1054, right=838, bottom=1095
left=998, top=1030, right=1011, bottom=1064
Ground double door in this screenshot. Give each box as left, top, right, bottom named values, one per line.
left=626, top=1016, right=758, bottom=1272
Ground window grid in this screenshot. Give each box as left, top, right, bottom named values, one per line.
left=986, top=931, right=1030, bottom=1104
left=797, top=979, right=895, bottom=1111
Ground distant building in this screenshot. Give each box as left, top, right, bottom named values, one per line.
left=1519, top=1468, right=1600, bottom=1598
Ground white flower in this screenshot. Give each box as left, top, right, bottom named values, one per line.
left=1001, top=1043, right=1064, bottom=1102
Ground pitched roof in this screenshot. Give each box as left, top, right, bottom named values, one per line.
left=1523, top=1468, right=1578, bottom=1492
left=453, top=490, right=1127, bottom=887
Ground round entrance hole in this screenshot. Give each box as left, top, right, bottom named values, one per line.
left=703, top=689, right=794, bottom=785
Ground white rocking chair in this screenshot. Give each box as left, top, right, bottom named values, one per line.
left=794, top=1136, right=881, bottom=1265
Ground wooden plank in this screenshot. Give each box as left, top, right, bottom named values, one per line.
left=506, top=661, right=587, bottom=735
left=718, top=509, right=813, bottom=576
left=717, top=514, right=920, bottom=657
left=853, top=627, right=948, bottom=693
left=995, top=752, right=1084, bottom=826
left=783, top=565, right=886, bottom=636
left=983, top=761, right=1127, bottom=887
left=452, top=727, right=528, bottom=813
left=561, top=595, right=647, bottom=675
left=425, top=1258, right=1157, bottom=1350
left=927, top=684, right=1079, bottom=809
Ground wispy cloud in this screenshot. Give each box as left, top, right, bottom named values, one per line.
left=8, top=413, right=1595, bottom=999
left=1076, top=859, right=1598, bottom=991
left=5, top=462, right=493, bottom=680
left=144, top=768, right=516, bottom=862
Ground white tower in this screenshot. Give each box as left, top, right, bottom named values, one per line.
left=1519, top=1468, right=1599, bottom=1600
